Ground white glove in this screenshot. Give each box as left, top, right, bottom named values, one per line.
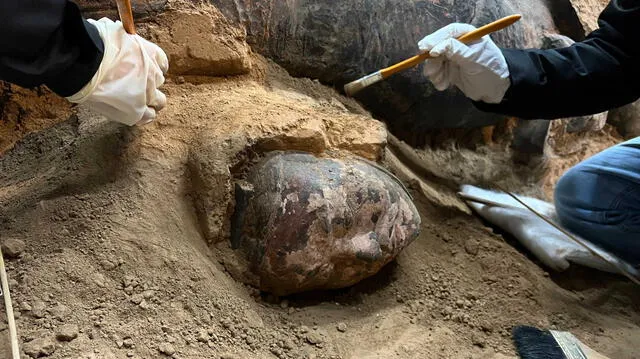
left=418, top=24, right=510, bottom=104
left=66, top=18, right=169, bottom=126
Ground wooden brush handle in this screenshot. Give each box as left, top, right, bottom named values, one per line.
left=380, top=14, right=521, bottom=78
left=0, top=247, right=20, bottom=359
left=116, top=0, right=136, bottom=34
left=456, top=14, right=522, bottom=43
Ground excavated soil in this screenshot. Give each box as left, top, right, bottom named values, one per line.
left=0, top=84, right=72, bottom=155
left=1, top=11, right=639, bottom=359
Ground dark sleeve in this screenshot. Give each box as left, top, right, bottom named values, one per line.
left=474, top=0, right=640, bottom=119
left=0, top=0, right=104, bottom=97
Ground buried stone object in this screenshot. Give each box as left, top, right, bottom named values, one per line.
left=231, top=152, right=421, bottom=295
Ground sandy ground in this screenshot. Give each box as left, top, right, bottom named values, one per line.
left=0, top=51, right=638, bottom=359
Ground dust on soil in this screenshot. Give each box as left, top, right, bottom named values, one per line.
left=1, top=19, right=639, bottom=359
left=0, top=84, right=72, bottom=155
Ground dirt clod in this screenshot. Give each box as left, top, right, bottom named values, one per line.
left=130, top=294, right=143, bottom=305
left=55, top=324, right=79, bottom=342
left=24, top=336, right=56, bottom=358
left=99, top=259, right=117, bottom=270
left=464, top=239, right=480, bottom=256
left=306, top=331, right=324, bottom=345
left=48, top=304, right=68, bottom=321
left=158, top=342, right=176, bottom=356
left=471, top=332, right=486, bottom=348
left=1, top=238, right=25, bottom=258
left=197, top=329, right=208, bottom=343
left=31, top=300, right=47, bottom=319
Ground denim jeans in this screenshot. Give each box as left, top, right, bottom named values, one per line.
left=555, top=136, right=640, bottom=266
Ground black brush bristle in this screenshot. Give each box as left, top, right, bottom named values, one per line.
left=512, top=326, right=567, bottom=359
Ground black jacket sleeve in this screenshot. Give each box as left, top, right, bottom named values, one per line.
left=0, top=0, right=104, bottom=97
left=474, top=0, right=640, bottom=119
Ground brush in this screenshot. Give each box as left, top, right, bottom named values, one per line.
left=116, top=0, right=136, bottom=34
left=343, top=14, right=522, bottom=96
left=513, top=326, right=609, bottom=359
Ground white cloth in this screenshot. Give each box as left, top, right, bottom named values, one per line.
left=460, top=184, right=625, bottom=274
left=418, top=23, right=510, bottom=104
left=66, top=18, right=169, bottom=126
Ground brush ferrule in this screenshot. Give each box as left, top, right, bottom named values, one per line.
left=358, top=71, right=383, bottom=87
left=550, top=331, right=588, bottom=359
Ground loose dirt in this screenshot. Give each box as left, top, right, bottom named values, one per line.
left=0, top=15, right=638, bottom=359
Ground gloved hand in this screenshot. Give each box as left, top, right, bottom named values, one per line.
left=418, top=23, right=510, bottom=104
left=66, top=18, right=169, bottom=126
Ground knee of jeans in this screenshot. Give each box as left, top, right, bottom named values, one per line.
left=554, top=165, right=582, bottom=210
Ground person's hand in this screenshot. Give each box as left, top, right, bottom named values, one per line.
left=418, top=23, right=510, bottom=104
left=66, top=18, right=169, bottom=126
